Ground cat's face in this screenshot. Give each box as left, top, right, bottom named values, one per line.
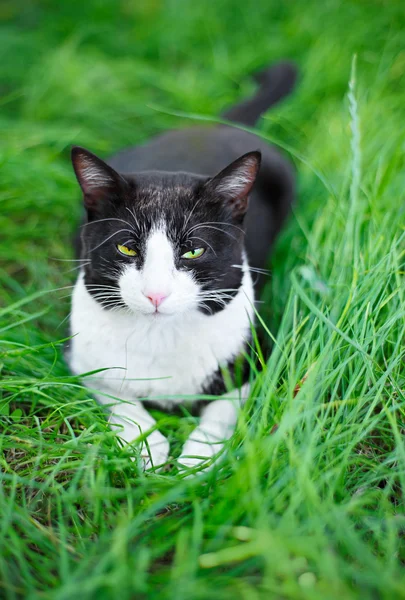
left=71, top=147, right=260, bottom=317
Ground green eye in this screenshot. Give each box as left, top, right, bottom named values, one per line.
left=117, top=244, right=137, bottom=257
left=181, top=247, right=206, bottom=260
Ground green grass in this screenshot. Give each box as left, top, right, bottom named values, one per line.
left=1, top=0, right=405, bottom=598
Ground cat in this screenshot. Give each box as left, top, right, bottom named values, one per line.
left=66, top=61, right=296, bottom=472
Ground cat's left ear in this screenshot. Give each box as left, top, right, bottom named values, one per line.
left=205, top=151, right=261, bottom=219
left=71, top=146, right=126, bottom=214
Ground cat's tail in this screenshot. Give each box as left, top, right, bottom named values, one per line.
left=222, top=61, right=297, bottom=127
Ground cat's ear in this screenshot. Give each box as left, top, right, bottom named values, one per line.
left=71, top=146, right=126, bottom=213
left=205, top=151, right=261, bottom=219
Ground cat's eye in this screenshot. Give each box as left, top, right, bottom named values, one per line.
left=181, top=247, right=206, bottom=260
left=117, top=244, right=137, bottom=257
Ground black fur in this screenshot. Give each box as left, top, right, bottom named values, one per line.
left=72, top=61, right=296, bottom=315
left=222, top=61, right=297, bottom=126
left=142, top=352, right=252, bottom=415
left=72, top=153, right=260, bottom=314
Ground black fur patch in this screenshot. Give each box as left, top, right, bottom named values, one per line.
left=141, top=345, right=252, bottom=416
left=74, top=162, right=254, bottom=314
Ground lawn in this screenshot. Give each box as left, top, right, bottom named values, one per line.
left=1, top=0, right=405, bottom=598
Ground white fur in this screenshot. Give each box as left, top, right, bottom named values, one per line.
left=68, top=226, right=255, bottom=470
left=178, top=382, right=251, bottom=473
left=119, top=229, right=200, bottom=315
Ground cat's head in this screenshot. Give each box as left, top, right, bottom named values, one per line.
left=71, top=146, right=260, bottom=317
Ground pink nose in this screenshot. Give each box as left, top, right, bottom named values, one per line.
left=145, top=292, right=168, bottom=308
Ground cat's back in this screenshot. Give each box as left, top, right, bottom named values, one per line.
left=107, top=125, right=289, bottom=180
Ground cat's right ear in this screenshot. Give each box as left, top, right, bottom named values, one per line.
left=71, top=146, right=125, bottom=214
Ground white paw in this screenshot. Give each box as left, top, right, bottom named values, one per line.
left=140, top=432, right=170, bottom=472
left=177, top=436, right=225, bottom=475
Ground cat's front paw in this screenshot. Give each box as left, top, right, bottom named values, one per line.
left=177, top=435, right=225, bottom=476
left=140, top=432, right=170, bottom=472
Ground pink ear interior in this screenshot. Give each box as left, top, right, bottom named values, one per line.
left=71, top=146, right=121, bottom=210
left=207, top=151, right=261, bottom=216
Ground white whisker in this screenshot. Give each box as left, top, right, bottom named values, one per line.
left=51, top=257, right=89, bottom=263
left=189, top=235, right=217, bottom=256
left=232, top=264, right=271, bottom=276
left=125, top=206, right=141, bottom=232
left=64, top=262, right=91, bottom=274
left=81, top=217, right=136, bottom=232
left=89, top=229, right=135, bottom=253
left=186, top=223, right=238, bottom=242
left=181, top=198, right=203, bottom=234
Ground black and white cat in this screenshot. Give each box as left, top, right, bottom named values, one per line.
left=67, top=61, right=296, bottom=471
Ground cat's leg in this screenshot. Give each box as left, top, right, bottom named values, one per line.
left=96, top=394, right=170, bottom=470
left=177, top=383, right=250, bottom=473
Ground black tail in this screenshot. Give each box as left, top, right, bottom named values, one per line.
left=222, top=61, right=297, bottom=127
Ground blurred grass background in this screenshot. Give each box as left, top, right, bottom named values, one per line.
left=1, top=0, right=405, bottom=598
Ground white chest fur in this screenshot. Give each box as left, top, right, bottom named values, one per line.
left=68, top=271, right=255, bottom=407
